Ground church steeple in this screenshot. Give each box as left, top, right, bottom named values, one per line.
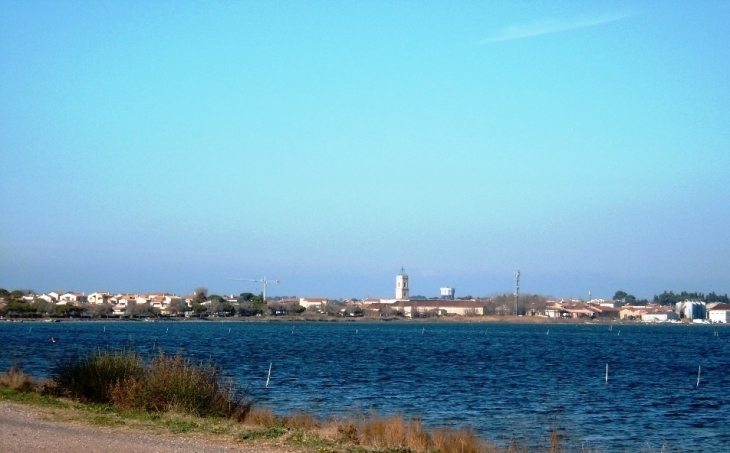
left=396, top=267, right=409, bottom=300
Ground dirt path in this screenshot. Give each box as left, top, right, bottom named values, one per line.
left=0, top=402, right=288, bottom=453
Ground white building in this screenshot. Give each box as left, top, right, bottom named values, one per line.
left=88, top=292, right=111, bottom=304
left=58, top=292, right=87, bottom=304
left=299, top=298, right=328, bottom=309
left=642, top=309, right=680, bottom=323
left=708, top=304, right=730, bottom=323
left=676, top=300, right=706, bottom=320
left=392, top=300, right=484, bottom=317
left=396, top=268, right=409, bottom=300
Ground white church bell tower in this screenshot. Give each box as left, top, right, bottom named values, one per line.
left=395, top=267, right=409, bottom=300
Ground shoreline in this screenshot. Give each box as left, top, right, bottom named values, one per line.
left=2, top=314, right=707, bottom=326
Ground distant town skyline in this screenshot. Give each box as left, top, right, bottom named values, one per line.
left=2, top=2, right=729, bottom=300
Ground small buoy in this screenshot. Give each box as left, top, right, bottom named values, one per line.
left=51, top=337, right=56, bottom=343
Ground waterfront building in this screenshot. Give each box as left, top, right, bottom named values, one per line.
left=708, top=303, right=730, bottom=323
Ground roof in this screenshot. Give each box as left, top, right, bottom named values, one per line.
left=709, top=303, right=730, bottom=311
left=394, top=300, right=484, bottom=309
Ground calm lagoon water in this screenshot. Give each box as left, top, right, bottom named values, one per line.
left=2, top=321, right=729, bottom=451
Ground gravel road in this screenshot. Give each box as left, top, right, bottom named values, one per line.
left=0, top=402, right=287, bottom=453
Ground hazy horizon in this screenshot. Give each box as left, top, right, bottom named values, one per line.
left=2, top=2, right=728, bottom=300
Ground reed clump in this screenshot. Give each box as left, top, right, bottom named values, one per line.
left=48, top=349, right=251, bottom=420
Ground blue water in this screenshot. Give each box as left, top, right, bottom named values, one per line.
left=2, top=321, right=729, bottom=452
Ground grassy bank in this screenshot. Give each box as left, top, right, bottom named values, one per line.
left=0, top=352, right=588, bottom=453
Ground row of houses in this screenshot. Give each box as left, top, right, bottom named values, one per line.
left=32, top=291, right=204, bottom=316
left=544, top=300, right=730, bottom=323
left=18, top=291, right=730, bottom=322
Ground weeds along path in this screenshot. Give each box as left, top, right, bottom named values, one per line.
left=0, top=402, right=293, bottom=453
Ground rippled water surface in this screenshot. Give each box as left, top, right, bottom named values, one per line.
left=2, top=321, right=729, bottom=451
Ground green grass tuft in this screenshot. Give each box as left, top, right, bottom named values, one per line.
left=238, top=422, right=288, bottom=440
left=47, top=349, right=252, bottom=421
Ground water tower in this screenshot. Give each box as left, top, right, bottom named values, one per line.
left=440, top=287, right=455, bottom=300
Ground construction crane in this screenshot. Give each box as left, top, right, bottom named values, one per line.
left=229, top=276, right=280, bottom=303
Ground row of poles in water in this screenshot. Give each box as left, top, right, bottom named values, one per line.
left=27, top=323, right=717, bottom=388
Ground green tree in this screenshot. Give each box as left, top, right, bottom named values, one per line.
left=54, top=305, right=85, bottom=317
left=238, top=292, right=255, bottom=302
left=613, top=291, right=628, bottom=301
left=217, top=302, right=235, bottom=316
left=32, top=299, right=54, bottom=315
left=1, top=301, right=36, bottom=316
left=192, top=304, right=208, bottom=316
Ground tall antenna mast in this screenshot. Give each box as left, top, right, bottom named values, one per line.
left=514, top=270, right=520, bottom=316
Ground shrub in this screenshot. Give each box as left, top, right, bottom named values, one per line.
left=133, top=351, right=250, bottom=420
left=50, top=350, right=142, bottom=403
left=50, top=349, right=251, bottom=421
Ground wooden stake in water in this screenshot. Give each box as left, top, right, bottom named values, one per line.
left=266, top=363, right=272, bottom=388
left=605, top=363, right=608, bottom=384
left=696, top=366, right=701, bottom=387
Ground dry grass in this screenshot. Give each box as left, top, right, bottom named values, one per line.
left=283, top=411, right=320, bottom=430
left=433, top=427, right=487, bottom=453
left=0, top=366, right=37, bottom=392
left=244, top=406, right=277, bottom=426
left=353, top=413, right=430, bottom=451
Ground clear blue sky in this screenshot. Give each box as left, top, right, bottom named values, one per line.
left=1, top=1, right=729, bottom=300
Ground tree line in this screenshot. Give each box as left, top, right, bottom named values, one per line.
left=613, top=290, right=729, bottom=306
